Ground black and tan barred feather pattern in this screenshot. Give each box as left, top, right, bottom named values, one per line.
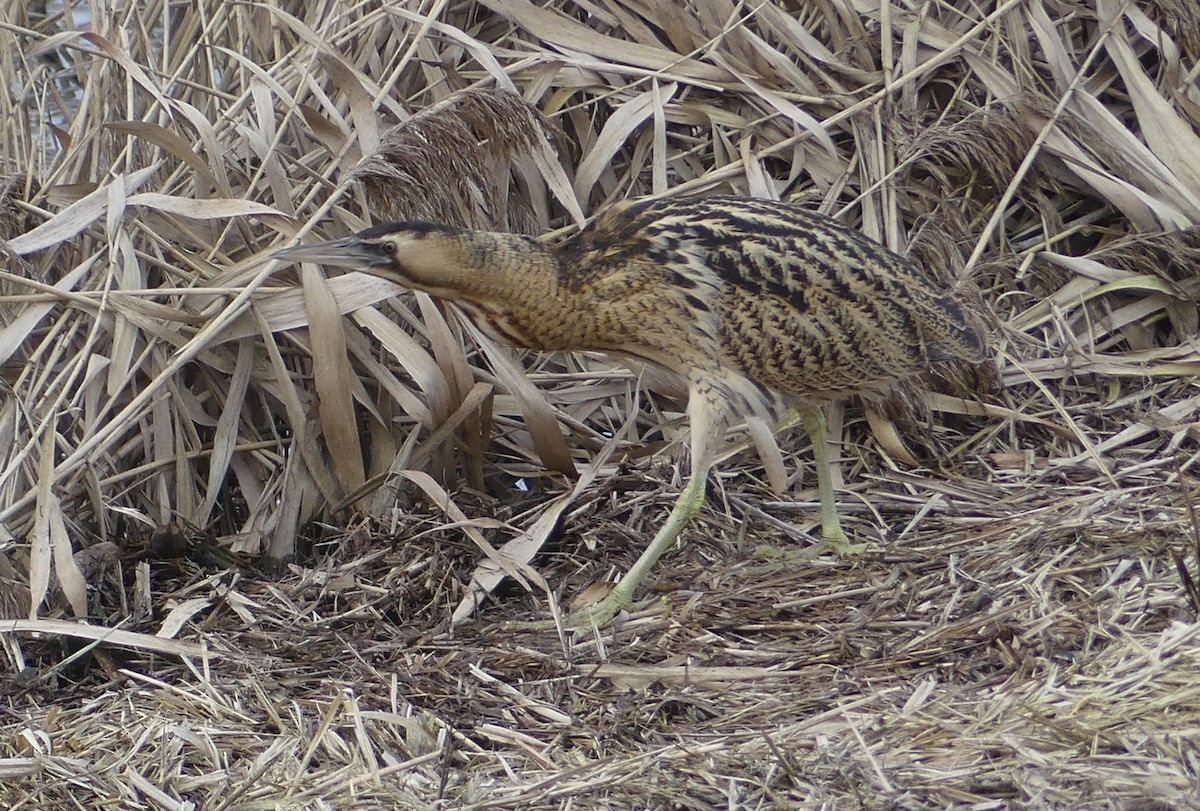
left=552, top=196, right=985, bottom=409
left=290, top=195, right=986, bottom=420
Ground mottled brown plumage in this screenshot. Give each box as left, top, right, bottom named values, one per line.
left=275, top=195, right=985, bottom=626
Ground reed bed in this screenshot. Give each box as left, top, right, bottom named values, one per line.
left=1, top=0, right=1199, bottom=807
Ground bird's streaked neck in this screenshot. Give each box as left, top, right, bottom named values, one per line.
left=381, top=228, right=584, bottom=350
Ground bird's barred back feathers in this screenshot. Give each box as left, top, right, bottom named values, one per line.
left=553, top=196, right=985, bottom=406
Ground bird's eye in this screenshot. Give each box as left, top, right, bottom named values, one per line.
left=379, top=242, right=397, bottom=256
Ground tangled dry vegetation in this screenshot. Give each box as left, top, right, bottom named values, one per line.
left=2, top=0, right=1200, bottom=808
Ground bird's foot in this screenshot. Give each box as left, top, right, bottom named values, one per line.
left=752, top=530, right=872, bottom=566
left=813, top=529, right=872, bottom=557
left=507, top=584, right=660, bottom=632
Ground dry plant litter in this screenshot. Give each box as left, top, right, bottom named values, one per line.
left=1, top=0, right=1199, bottom=807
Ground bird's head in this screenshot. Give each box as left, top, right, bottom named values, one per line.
left=273, top=222, right=470, bottom=296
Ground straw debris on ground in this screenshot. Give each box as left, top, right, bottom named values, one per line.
left=1, top=0, right=1199, bottom=808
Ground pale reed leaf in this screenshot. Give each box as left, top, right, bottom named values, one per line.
left=48, top=495, right=88, bottom=618
left=172, top=98, right=238, bottom=197
left=745, top=415, right=787, bottom=494
left=0, top=257, right=96, bottom=365
left=466, top=321, right=575, bottom=477
left=476, top=0, right=728, bottom=85
left=157, top=598, right=214, bottom=640
left=104, top=122, right=221, bottom=190
left=452, top=423, right=627, bottom=625
left=126, top=193, right=285, bottom=219
left=352, top=306, right=450, bottom=422
left=1100, top=0, right=1200, bottom=202
left=81, top=32, right=171, bottom=109
left=106, top=231, right=140, bottom=397
left=194, top=338, right=256, bottom=528
left=710, top=53, right=835, bottom=155
left=26, top=428, right=54, bottom=620
left=216, top=272, right=401, bottom=344
left=1027, top=0, right=1076, bottom=89
left=317, top=52, right=380, bottom=158
left=0, top=618, right=210, bottom=659
left=6, top=165, right=157, bottom=255
left=302, top=266, right=366, bottom=497
left=575, top=84, right=677, bottom=201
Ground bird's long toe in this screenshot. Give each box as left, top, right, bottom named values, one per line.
left=816, top=533, right=873, bottom=557
left=507, top=585, right=660, bottom=632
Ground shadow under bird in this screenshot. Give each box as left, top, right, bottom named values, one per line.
left=274, top=195, right=986, bottom=627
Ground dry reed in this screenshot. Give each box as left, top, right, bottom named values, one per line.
left=1, top=0, right=1199, bottom=807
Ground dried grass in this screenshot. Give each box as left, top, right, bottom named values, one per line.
left=2, top=0, right=1200, bottom=807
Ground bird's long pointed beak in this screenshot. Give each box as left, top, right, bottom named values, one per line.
left=272, top=236, right=377, bottom=268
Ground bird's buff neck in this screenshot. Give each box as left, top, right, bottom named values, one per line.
left=431, top=229, right=584, bottom=351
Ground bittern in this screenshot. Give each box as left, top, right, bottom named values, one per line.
left=275, top=196, right=985, bottom=626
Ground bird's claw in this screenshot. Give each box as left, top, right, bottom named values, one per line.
left=813, top=525, right=873, bottom=556
left=752, top=532, right=873, bottom=566
left=507, top=587, right=664, bottom=632
left=817, top=536, right=872, bottom=557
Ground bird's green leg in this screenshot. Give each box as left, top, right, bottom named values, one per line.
left=753, top=405, right=868, bottom=565
left=798, top=405, right=846, bottom=546
left=798, top=405, right=869, bottom=555
left=566, top=465, right=709, bottom=628
left=517, top=386, right=720, bottom=631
